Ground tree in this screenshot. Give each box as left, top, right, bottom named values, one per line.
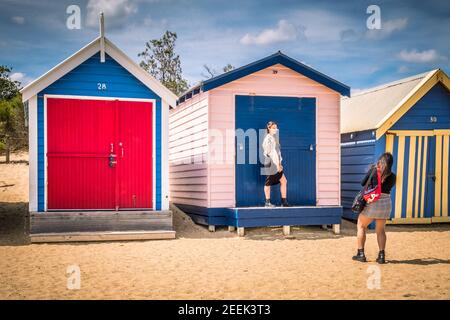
left=0, top=65, right=20, bottom=100
left=0, top=94, right=28, bottom=163
left=0, top=66, right=27, bottom=163
left=201, top=64, right=216, bottom=79
left=222, top=63, right=235, bottom=73
left=201, top=63, right=235, bottom=79
left=138, top=31, right=189, bottom=96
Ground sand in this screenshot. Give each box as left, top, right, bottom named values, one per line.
left=0, top=152, right=449, bottom=299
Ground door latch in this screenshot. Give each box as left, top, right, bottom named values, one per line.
left=109, top=153, right=117, bottom=168
left=119, top=142, right=124, bottom=157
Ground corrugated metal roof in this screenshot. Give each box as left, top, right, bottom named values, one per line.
left=341, top=70, right=438, bottom=133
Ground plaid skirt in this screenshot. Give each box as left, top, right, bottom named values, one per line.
left=360, top=193, right=392, bottom=219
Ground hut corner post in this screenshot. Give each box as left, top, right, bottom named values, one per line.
left=332, top=224, right=340, bottom=234
left=320, top=224, right=341, bottom=234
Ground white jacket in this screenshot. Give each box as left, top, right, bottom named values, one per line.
left=262, top=134, right=282, bottom=167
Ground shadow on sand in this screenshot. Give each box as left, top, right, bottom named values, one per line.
left=1, top=201, right=449, bottom=246
left=0, top=202, right=30, bottom=246
left=387, top=258, right=450, bottom=265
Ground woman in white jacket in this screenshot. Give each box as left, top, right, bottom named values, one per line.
left=262, top=121, right=290, bottom=207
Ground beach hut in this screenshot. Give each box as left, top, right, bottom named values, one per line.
left=169, top=51, right=350, bottom=236
left=21, top=16, right=178, bottom=242
left=341, top=69, right=450, bottom=224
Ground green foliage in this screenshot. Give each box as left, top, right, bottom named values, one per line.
left=0, top=93, right=28, bottom=153
left=222, top=63, right=235, bottom=73
left=138, top=31, right=189, bottom=96
left=0, top=65, right=21, bottom=100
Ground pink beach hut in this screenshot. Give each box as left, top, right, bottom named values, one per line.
left=169, top=51, right=350, bottom=236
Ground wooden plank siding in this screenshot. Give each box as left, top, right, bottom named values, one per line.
left=169, top=92, right=210, bottom=207
left=340, top=130, right=377, bottom=220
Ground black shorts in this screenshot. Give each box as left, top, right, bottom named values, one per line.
left=265, top=170, right=284, bottom=186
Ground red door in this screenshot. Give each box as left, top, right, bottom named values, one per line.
left=47, top=98, right=153, bottom=210
left=117, top=101, right=153, bottom=209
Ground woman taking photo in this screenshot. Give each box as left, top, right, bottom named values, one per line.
left=262, top=121, right=290, bottom=207
left=353, top=152, right=396, bottom=264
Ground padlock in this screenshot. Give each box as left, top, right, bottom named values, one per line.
left=109, top=153, right=117, bottom=168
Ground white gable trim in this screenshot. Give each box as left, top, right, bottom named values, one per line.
left=104, top=38, right=177, bottom=107
left=20, top=37, right=100, bottom=102
left=20, top=37, right=178, bottom=107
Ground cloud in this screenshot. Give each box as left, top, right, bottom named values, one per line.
left=10, top=72, right=33, bottom=86
left=86, top=0, right=138, bottom=28
left=11, top=16, right=25, bottom=25
left=340, top=29, right=359, bottom=42
left=382, top=18, right=408, bottom=33
left=397, top=49, right=446, bottom=63
left=289, top=9, right=355, bottom=43
left=351, top=88, right=368, bottom=95
left=365, top=18, right=408, bottom=39
left=143, top=17, right=168, bottom=28
left=240, top=20, right=298, bottom=45
left=366, top=66, right=380, bottom=74
left=397, top=65, right=410, bottom=73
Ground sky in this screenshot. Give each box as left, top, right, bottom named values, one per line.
left=0, top=0, right=449, bottom=94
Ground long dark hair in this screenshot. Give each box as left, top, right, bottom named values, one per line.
left=377, top=152, right=394, bottom=183
left=266, top=121, right=277, bottom=133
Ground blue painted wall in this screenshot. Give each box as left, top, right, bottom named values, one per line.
left=391, top=83, right=450, bottom=130
left=37, top=52, right=162, bottom=211
left=341, top=130, right=377, bottom=219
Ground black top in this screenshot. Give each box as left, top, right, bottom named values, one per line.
left=361, top=165, right=396, bottom=194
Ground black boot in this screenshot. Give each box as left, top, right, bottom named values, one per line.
left=352, top=249, right=367, bottom=262
left=376, top=250, right=386, bottom=264
left=281, top=198, right=291, bottom=207
left=265, top=199, right=275, bottom=208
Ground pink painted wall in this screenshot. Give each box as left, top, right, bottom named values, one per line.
left=207, top=64, right=341, bottom=207
left=169, top=91, right=209, bottom=207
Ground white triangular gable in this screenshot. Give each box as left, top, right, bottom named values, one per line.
left=20, top=37, right=177, bottom=107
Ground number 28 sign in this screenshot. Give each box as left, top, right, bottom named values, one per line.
left=97, top=83, right=107, bottom=91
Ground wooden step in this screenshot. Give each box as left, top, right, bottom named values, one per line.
left=30, top=210, right=174, bottom=234
left=30, top=230, right=176, bottom=243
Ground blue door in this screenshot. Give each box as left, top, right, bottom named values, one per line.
left=235, top=95, right=316, bottom=206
